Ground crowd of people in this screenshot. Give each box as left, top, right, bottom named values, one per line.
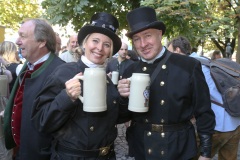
left=0, top=5, right=239, bottom=160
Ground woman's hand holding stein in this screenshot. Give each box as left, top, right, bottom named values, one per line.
left=65, top=72, right=83, bottom=101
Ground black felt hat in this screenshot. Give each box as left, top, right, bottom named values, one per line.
left=126, top=6, right=166, bottom=38
left=78, top=12, right=122, bottom=54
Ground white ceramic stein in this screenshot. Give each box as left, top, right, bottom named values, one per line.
left=75, top=68, right=107, bottom=112
left=128, top=73, right=150, bottom=112
left=111, top=71, right=119, bottom=85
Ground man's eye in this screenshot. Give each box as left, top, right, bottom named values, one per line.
left=146, top=34, right=151, bottom=38
left=93, top=39, right=98, bottom=43
left=133, top=38, right=139, bottom=42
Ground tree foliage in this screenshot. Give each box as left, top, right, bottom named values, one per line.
left=2, top=0, right=239, bottom=62
left=142, top=0, right=208, bottom=47
left=142, top=0, right=240, bottom=61
left=0, top=0, right=42, bottom=30
left=41, top=0, right=215, bottom=48
left=42, top=0, right=208, bottom=46
left=202, top=0, right=237, bottom=57
left=41, top=0, right=140, bottom=35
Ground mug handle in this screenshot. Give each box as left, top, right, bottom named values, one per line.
left=73, top=75, right=84, bottom=103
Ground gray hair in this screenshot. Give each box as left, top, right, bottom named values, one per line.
left=22, top=18, right=56, bottom=53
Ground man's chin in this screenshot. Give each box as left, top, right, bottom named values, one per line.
left=142, top=55, right=152, bottom=60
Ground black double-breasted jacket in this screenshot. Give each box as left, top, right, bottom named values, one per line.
left=120, top=50, right=215, bottom=160
left=31, top=58, right=121, bottom=159
left=4, top=53, right=65, bottom=160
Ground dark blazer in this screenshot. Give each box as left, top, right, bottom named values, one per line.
left=120, top=50, right=215, bottom=160
left=31, top=58, right=121, bottom=159
left=4, top=53, right=65, bottom=160
left=106, top=58, right=134, bottom=77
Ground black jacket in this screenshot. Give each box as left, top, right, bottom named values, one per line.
left=120, top=50, right=215, bottom=160
left=32, top=58, right=122, bottom=160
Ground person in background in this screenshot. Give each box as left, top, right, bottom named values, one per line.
left=118, top=7, right=215, bottom=160
left=0, top=54, right=13, bottom=160
left=31, top=12, right=124, bottom=159
left=191, top=47, right=197, bottom=55
left=3, top=18, right=65, bottom=160
left=0, top=58, right=12, bottom=84
left=211, top=50, right=222, bottom=60
left=59, top=35, right=78, bottom=62
left=0, top=41, right=21, bottom=92
left=167, top=36, right=192, bottom=55
left=60, top=45, right=67, bottom=54
left=225, top=43, right=232, bottom=59
left=106, top=41, right=134, bottom=79
left=55, top=33, right=62, bottom=56
left=72, top=46, right=83, bottom=61
left=168, top=36, right=240, bottom=160
left=126, top=49, right=139, bottom=61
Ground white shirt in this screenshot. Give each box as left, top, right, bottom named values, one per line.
left=190, top=52, right=240, bottom=132
left=59, top=50, right=77, bottom=63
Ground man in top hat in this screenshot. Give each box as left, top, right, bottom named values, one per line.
left=118, top=6, right=215, bottom=160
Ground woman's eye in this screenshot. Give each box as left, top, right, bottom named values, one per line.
left=104, top=44, right=110, bottom=48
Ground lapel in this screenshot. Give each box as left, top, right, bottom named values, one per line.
left=10, top=53, right=55, bottom=100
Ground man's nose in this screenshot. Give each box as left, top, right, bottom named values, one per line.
left=16, top=37, right=21, bottom=45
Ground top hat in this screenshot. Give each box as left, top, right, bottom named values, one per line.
left=78, top=12, right=121, bottom=54
left=126, top=6, right=166, bottom=38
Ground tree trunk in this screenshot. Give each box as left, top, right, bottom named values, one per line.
left=237, top=19, right=240, bottom=64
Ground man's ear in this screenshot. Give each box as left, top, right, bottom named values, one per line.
left=175, top=47, right=182, bottom=54
left=39, top=41, right=47, bottom=48
left=157, top=30, right=163, bottom=38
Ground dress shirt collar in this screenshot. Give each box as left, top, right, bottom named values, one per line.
left=190, top=52, right=199, bottom=57
left=27, top=52, right=50, bottom=70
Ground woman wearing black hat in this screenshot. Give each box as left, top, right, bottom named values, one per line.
left=31, top=12, right=122, bottom=160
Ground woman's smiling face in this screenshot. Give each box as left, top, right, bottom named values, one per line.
left=83, top=33, right=112, bottom=65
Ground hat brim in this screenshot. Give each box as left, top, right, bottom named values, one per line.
left=78, top=25, right=122, bottom=54
left=126, top=21, right=166, bottom=38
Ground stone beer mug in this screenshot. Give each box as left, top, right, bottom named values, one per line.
left=111, top=71, right=119, bottom=85
left=128, top=73, right=150, bottom=112
left=75, top=68, right=107, bottom=112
